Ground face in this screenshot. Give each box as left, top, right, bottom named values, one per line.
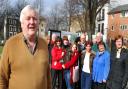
left=98, top=44, right=105, bottom=52
left=115, top=38, right=122, bottom=49
left=93, top=38, right=97, bottom=44
left=80, top=35, right=86, bottom=44
left=72, top=44, right=77, bottom=52
left=86, top=44, right=91, bottom=52
left=21, top=9, right=39, bottom=38
left=96, top=36, right=102, bottom=43
left=52, top=34, right=57, bottom=42
left=56, top=40, right=61, bottom=47
left=63, top=40, right=69, bottom=45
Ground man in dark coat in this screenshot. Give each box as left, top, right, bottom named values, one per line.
left=107, top=35, right=128, bottom=89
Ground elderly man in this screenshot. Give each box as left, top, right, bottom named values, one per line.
left=0, top=5, right=51, bottom=89
left=92, top=32, right=109, bottom=52
left=78, top=33, right=86, bottom=52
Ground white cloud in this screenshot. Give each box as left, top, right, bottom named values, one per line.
left=43, top=0, right=64, bottom=15
left=120, top=0, right=128, bottom=5
left=110, top=0, right=128, bottom=8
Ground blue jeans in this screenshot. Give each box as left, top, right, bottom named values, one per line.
left=81, top=71, right=92, bottom=89
left=64, top=69, right=74, bottom=89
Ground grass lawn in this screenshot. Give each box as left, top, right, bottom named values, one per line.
left=0, top=46, right=3, bottom=55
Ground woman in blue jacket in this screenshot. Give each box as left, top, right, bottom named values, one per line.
left=92, top=41, right=110, bottom=89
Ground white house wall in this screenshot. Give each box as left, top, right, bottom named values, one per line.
left=95, top=4, right=109, bottom=42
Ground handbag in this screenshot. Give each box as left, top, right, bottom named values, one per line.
left=72, top=66, right=79, bottom=83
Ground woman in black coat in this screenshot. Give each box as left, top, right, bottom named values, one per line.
left=107, top=35, right=128, bottom=89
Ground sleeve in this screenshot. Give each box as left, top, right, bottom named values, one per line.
left=103, top=52, right=110, bottom=80
left=0, top=42, right=10, bottom=89
left=122, top=52, right=128, bottom=88
left=64, top=52, right=79, bottom=69
left=51, top=48, right=63, bottom=61
left=47, top=63, right=52, bottom=89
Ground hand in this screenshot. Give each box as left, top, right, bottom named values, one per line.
left=54, top=61, right=57, bottom=66
left=103, top=80, right=106, bottom=83
left=62, top=52, right=64, bottom=56
left=62, top=64, right=65, bottom=69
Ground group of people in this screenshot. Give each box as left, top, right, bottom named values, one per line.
left=0, top=5, right=128, bottom=89
left=48, top=32, right=128, bottom=89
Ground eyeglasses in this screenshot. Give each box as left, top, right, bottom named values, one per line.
left=56, top=41, right=61, bottom=42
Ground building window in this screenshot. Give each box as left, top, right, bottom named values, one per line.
left=97, top=11, right=101, bottom=21
left=126, top=11, right=128, bottom=17
left=9, top=25, right=14, bottom=32
left=102, top=9, right=105, bottom=20
left=121, top=11, right=125, bottom=17
left=98, top=24, right=100, bottom=32
left=9, top=32, right=13, bottom=37
left=13, top=20, right=16, bottom=25
left=111, top=26, right=114, bottom=31
left=9, top=25, right=12, bottom=31
left=13, top=26, right=16, bottom=31
left=120, top=25, right=127, bottom=30
left=14, top=32, right=17, bottom=35
left=120, top=11, right=128, bottom=17
left=9, top=19, right=11, bottom=24
left=101, top=23, right=104, bottom=34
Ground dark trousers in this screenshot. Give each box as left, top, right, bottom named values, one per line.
left=92, top=82, right=106, bottom=89
left=51, top=69, right=63, bottom=89
left=106, top=80, right=124, bottom=89
left=81, top=71, right=92, bottom=89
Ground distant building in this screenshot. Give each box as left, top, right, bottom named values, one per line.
left=107, top=4, right=128, bottom=43
left=3, top=15, right=47, bottom=41
left=4, top=16, right=21, bottom=41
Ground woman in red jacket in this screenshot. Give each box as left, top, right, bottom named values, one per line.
left=62, top=43, right=79, bottom=89
left=51, top=36, right=66, bottom=89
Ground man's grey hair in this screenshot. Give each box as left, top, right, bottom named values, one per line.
left=20, top=5, right=39, bottom=22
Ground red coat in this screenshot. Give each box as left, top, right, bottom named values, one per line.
left=51, top=46, right=66, bottom=70
left=64, top=50, right=79, bottom=83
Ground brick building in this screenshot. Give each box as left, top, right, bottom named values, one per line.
left=108, top=4, right=128, bottom=44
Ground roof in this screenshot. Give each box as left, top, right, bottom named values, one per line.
left=108, top=4, right=128, bottom=14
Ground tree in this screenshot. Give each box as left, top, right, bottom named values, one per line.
left=12, top=0, right=28, bottom=17
left=0, top=0, right=10, bottom=40
left=63, top=0, right=110, bottom=38
left=46, top=3, right=67, bottom=31
left=79, top=0, right=109, bottom=37
left=0, top=0, right=7, bottom=16
left=63, top=0, right=77, bottom=31
left=32, top=0, right=44, bottom=16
